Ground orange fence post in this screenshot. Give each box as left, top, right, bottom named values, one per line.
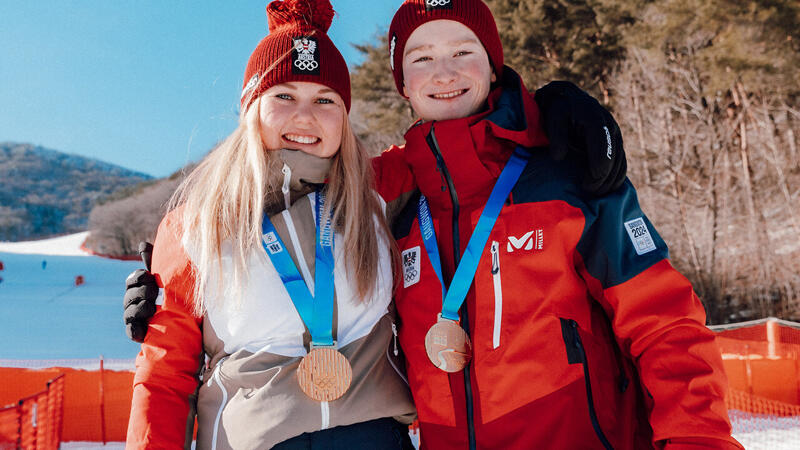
left=53, top=375, right=65, bottom=448
left=743, top=344, right=754, bottom=396
left=0, top=403, right=21, bottom=447
left=42, top=374, right=65, bottom=450
left=16, top=401, right=22, bottom=450
left=0, top=374, right=65, bottom=450
left=99, top=356, right=107, bottom=445
left=18, top=394, right=36, bottom=449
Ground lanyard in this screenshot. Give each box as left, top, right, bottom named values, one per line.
left=262, top=191, right=336, bottom=346
left=417, top=147, right=530, bottom=321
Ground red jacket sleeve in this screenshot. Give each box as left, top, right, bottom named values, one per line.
left=372, top=144, right=417, bottom=204
left=592, top=260, right=741, bottom=448
left=126, top=210, right=204, bottom=449
left=574, top=182, right=741, bottom=448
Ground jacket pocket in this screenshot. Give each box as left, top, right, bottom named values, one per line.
left=560, top=318, right=614, bottom=450
left=490, top=241, right=502, bottom=349
left=206, top=356, right=230, bottom=450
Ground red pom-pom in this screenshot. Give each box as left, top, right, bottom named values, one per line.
left=267, top=0, right=335, bottom=33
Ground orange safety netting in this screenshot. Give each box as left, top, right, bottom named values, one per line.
left=0, top=365, right=134, bottom=443
left=715, top=319, right=800, bottom=345
left=711, top=318, right=800, bottom=405
left=727, top=388, right=800, bottom=417
left=712, top=318, right=800, bottom=448
left=0, top=374, right=64, bottom=450
left=712, top=318, right=800, bottom=406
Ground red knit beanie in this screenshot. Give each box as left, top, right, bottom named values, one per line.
left=241, top=0, right=351, bottom=112
left=388, top=0, right=503, bottom=96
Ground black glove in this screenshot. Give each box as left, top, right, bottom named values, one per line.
left=534, top=81, right=627, bottom=196
left=124, top=242, right=158, bottom=343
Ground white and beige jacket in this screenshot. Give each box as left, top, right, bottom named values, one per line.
left=126, top=154, right=416, bottom=449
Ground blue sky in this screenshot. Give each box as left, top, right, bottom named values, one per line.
left=0, top=1, right=398, bottom=178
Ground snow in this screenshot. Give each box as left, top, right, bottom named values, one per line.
left=0, top=232, right=141, bottom=360
left=0, top=231, right=91, bottom=256
left=730, top=410, right=800, bottom=449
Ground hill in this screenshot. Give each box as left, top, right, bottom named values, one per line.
left=0, top=142, right=152, bottom=241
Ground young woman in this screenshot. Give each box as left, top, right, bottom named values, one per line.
left=125, top=1, right=416, bottom=448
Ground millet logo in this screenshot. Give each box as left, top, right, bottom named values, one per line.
left=507, top=230, right=543, bottom=252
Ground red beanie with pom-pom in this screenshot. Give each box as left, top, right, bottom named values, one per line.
left=241, top=0, right=351, bottom=112
left=388, top=0, right=503, bottom=97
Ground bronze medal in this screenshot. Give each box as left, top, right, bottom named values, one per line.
left=424, top=316, right=472, bottom=372
left=297, top=347, right=352, bottom=402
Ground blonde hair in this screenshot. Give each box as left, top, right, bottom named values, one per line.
left=169, top=94, right=392, bottom=316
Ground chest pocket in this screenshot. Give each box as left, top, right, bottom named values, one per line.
left=472, top=204, right=587, bottom=424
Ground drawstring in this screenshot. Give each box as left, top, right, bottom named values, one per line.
left=281, top=163, right=292, bottom=210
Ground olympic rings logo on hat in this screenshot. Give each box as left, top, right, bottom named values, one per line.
left=426, top=0, right=452, bottom=8
left=294, top=59, right=319, bottom=71
left=292, top=37, right=321, bottom=75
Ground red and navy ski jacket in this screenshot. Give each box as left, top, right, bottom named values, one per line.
left=372, top=68, right=741, bottom=450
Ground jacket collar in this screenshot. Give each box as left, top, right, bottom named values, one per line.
left=263, top=149, right=331, bottom=215
left=402, top=67, right=549, bottom=212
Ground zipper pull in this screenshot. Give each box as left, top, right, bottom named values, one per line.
left=391, top=322, right=399, bottom=356
left=435, top=159, right=447, bottom=192
left=281, top=163, right=292, bottom=210
left=491, top=242, right=500, bottom=275
left=207, top=356, right=228, bottom=386
left=571, top=320, right=582, bottom=350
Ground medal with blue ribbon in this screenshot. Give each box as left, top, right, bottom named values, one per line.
left=419, top=147, right=530, bottom=372
left=261, top=190, right=352, bottom=401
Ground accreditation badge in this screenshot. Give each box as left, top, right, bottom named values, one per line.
left=424, top=315, right=472, bottom=372
left=297, top=347, right=352, bottom=402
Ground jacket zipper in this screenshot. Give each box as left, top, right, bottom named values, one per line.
left=207, top=356, right=230, bottom=450
left=279, top=165, right=315, bottom=293
left=490, top=241, right=502, bottom=349
left=564, top=319, right=613, bottom=450
left=387, top=321, right=410, bottom=386
left=425, top=125, right=476, bottom=450
left=391, top=322, right=399, bottom=356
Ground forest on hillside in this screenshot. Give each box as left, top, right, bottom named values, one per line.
left=90, top=0, right=800, bottom=324
left=0, top=142, right=151, bottom=241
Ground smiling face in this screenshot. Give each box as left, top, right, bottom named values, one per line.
left=402, top=20, right=496, bottom=122
left=257, top=81, right=344, bottom=158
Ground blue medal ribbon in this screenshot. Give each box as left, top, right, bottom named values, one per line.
left=262, top=191, right=336, bottom=347
left=418, top=147, right=530, bottom=321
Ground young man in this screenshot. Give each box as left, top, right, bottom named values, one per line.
left=367, top=1, right=741, bottom=449
left=125, top=1, right=739, bottom=449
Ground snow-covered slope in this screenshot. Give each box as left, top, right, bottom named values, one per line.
left=0, top=232, right=142, bottom=360
left=0, top=231, right=91, bottom=256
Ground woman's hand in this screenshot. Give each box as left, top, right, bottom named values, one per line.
left=123, top=242, right=158, bottom=342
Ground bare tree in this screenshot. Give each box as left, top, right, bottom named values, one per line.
left=85, top=177, right=182, bottom=256
left=613, top=44, right=800, bottom=323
